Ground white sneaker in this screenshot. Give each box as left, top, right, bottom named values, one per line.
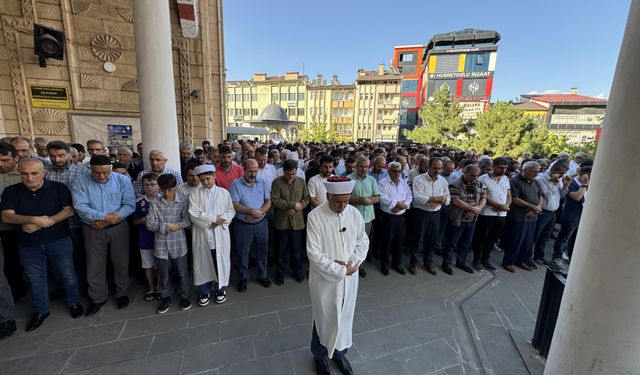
left=550, top=258, right=565, bottom=272
left=215, top=290, right=226, bottom=304
left=198, top=293, right=210, bottom=307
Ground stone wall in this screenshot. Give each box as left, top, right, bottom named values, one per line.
left=0, top=0, right=226, bottom=145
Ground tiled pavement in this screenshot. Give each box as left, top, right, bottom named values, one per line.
left=0, top=251, right=549, bottom=375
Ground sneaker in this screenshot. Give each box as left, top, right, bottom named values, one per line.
left=550, top=258, right=565, bottom=272
left=493, top=244, right=503, bottom=253
left=533, top=257, right=550, bottom=266
left=180, top=297, right=192, bottom=311
left=214, top=289, right=226, bottom=304
left=481, top=260, right=497, bottom=271
left=198, top=293, right=210, bottom=307
left=157, top=298, right=171, bottom=314
left=472, top=260, right=482, bottom=271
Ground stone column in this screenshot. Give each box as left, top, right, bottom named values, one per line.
left=133, top=0, right=180, bottom=170
left=544, top=1, right=640, bottom=374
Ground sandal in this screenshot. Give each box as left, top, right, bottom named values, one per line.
left=144, top=291, right=156, bottom=302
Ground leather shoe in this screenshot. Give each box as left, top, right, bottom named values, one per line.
left=116, top=296, right=130, bottom=309
left=333, top=356, right=354, bottom=375
left=381, top=265, right=389, bottom=276
left=295, top=273, right=305, bottom=283
left=392, top=265, right=406, bottom=275
left=358, top=267, right=367, bottom=278
left=26, top=312, right=49, bottom=332
left=258, top=277, right=271, bottom=288
left=274, top=274, right=284, bottom=286
left=502, top=264, right=516, bottom=273
left=408, top=263, right=417, bottom=275
left=0, top=320, right=16, bottom=340
left=424, top=263, right=437, bottom=275
left=69, top=303, right=84, bottom=318
left=456, top=263, right=475, bottom=274
left=518, top=262, right=533, bottom=272
left=85, top=300, right=107, bottom=317
left=314, top=358, right=330, bottom=375
left=442, top=264, right=453, bottom=275
left=238, top=279, right=248, bottom=292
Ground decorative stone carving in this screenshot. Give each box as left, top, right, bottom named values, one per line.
left=71, top=1, right=92, bottom=15
left=80, top=73, right=100, bottom=88
left=173, top=37, right=193, bottom=143
left=121, top=79, right=138, bottom=92
left=34, top=109, right=66, bottom=135
left=115, top=7, right=133, bottom=23
left=91, top=34, right=123, bottom=62
left=14, top=0, right=37, bottom=32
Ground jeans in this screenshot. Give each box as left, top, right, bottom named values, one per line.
left=19, top=236, right=79, bottom=314
left=233, top=219, right=268, bottom=280
left=311, top=323, right=347, bottom=360
left=197, top=249, right=224, bottom=295
left=157, top=255, right=190, bottom=299
left=501, top=220, right=537, bottom=266
left=443, top=221, right=476, bottom=266
left=410, top=210, right=441, bottom=266
left=471, top=215, right=505, bottom=263
left=274, top=229, right=304, bottom=278
left=553, top=216, right=580, bottom=260
left=532, top=210, right=557, bottom=260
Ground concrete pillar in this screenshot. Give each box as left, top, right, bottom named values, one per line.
left=544, top=1, right=640, bottom=374
left=133, top=0, right=180, bottom=170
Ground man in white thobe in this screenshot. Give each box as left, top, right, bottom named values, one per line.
left=188, top=165, right=235, bottom=306
left=307, top=177, right=369, bottom=375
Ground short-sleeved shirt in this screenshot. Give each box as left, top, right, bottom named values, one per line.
left=215, top=164, right=244, bottom=190
left=478, top=174, right=510, bottom=217
left=229, top=177, right=270, bottom=223
left=132, top=196, right=155, bottom=249
left=508, top=174, right=542, bottom=222
left=348, top=172, right=379, bottom=223
left=308, top=174, right=331, bottom=207
left=0, top=180, right=72, bottom=246
left=562, top=180, right=584, bottom=220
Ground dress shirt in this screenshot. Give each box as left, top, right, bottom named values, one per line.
left=257, top=164, right=278, bottom=188
left=45, top=162, right=89, bottom=228
left=229, top=177, right=270, bottom=223
left=536, top=174, right=566, bottom=212
left=378, top=176, right=413, bottom=216
left=478, top=173, right=510, bottom=217
left=145, top=196, right=190, bottom=260
left=72, top=172, right=136, bottom=224
left=412, top=173, right=451, bottom=212
left=134, top=167, right=183, bottom=196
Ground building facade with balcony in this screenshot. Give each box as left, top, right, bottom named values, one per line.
left=354, top=64, right=401, bottom=142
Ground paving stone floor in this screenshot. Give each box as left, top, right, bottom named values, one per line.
left=0, top=250, right=550, bottom=375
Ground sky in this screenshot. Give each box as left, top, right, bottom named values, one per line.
left=223, top=0, right=631, bottom=101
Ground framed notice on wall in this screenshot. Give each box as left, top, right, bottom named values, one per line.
left=69, top=113, right=141, bottom=151
left=29, top=85, right=70, bottom=109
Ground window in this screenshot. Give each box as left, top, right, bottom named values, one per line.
left=298, top=93, right=305, bottom=101
left=228, top=108, right=234, bottom=116
left=399, top=52, right=414, bottom=62
left=251, top=108, right=258, bottom=116
left=227, top=94, right=234, bottom=102
left=251, top=94, right=257, bottom=101
left=401, top=80, right=418, bottom=92
left=243, top=94, right=250, bottom=101
left=234, top=109, right=241, bottom=116
left=288, top=93, right=296, bottom=101
left=298, top=108, right=305, bottom=116
left=235, top=94, right=241, bottom=101
left=272, top=93, right=278, bottom=102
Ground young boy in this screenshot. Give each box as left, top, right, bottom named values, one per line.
left=146, top=174, right=192, bottom=314
left=132, top=173, right=159, bottom=301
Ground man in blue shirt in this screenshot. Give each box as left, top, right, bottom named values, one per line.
left=230, top=159, right=271, bottom=292
left=72, top=155, right=135, bottom=316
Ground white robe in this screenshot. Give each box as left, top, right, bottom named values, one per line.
left=306, top=203, right=369, bottom=358
left=188, top=185, right=235, bottom=287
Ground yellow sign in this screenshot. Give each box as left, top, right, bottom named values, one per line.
left=29, top=85, right=70, bottom=109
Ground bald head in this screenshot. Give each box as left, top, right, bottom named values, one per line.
left=18, top=158, right=45, bottom=191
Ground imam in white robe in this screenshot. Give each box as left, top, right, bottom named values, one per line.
left=306, top=203, right=369, bottom=358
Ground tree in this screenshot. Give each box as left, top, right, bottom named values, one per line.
left=470, top=101, right=573, bottom=158
left=405, top=84, right=467, bottom=147
left=298, top=115, right=349, bottom=143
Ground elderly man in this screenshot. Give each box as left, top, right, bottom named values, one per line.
left=408, top=154, right=427, bottom=185
left=117, top=147, right=142, bottom=180
left=1, top=159, right=82, bottom=331
left=307, top=177, right=369, bottom=375
left=84, top=139, right=106, bottom=164
left=271, top=159, right=310, bottom=285
left=532, top=161, right=571, bottom=266
left=179, top=142, right=198, bottom=181
left=471, top=157, right=511, bottom=271
left=189, top=165, right=235, bottom=306
left=0, top=142, right=28, bottom=301
left=134, top=150, right=183, bottom=196
left=411, top=157, right=451, bottom=275
left=443, top=164, right=486, bottom=275
left=230, top=159, right=271, bottom=292
left=215, top=145, right=244, bottom=190
left=348, top=156, right=379, bottom=277
left=72, top=155, right=136, bottom=316
left=10, top=137, right=33, bottom=160
left=308, top=155, right=335, bottom=209
left=378, top=161, right=412, bottom=275
left=501, top=161, right=543, bottom=272
left=568, top=152, right=587, bottom=176
left=269, top=148, right=282, bottom=170
left=255, top=147, right=277, bottom=188
left=33, top=137, right=49, bottom=161
left=206, top=147, right=219, bottom=166
left=45, top=141, right=90, bottom=290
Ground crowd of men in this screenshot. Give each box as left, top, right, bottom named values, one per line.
left=0, top=135, right=592, bottom=374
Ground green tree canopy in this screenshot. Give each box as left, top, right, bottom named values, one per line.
left=405, top=84, right=467, bottom=147
left=299, top=115, right=350, bottom=143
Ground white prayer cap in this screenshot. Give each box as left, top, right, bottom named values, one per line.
left=286, top=152, right=299, bottom=161
left=194, top=164, right=215, bottom=175
left=323, top=176, right=355, bottom=195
